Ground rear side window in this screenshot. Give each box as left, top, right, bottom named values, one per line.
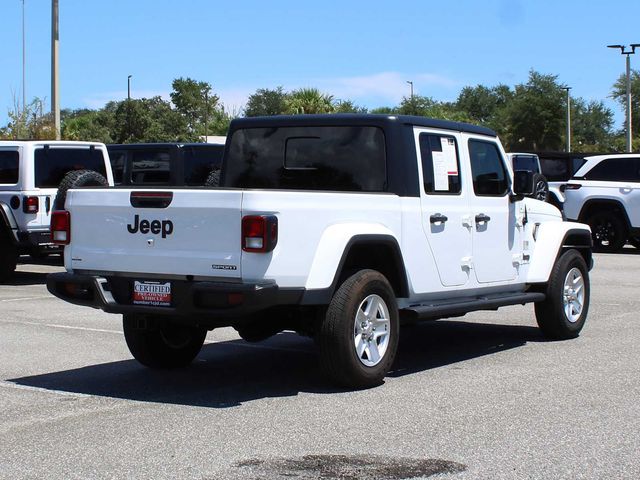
left=0, top=150, right=19, bottom=184
left=541, top=157, right=587, bottom=181
left=468, top=140, right=509, bottom=196
left=584, top=158, right=640, bottom=182
left=131, top=150, right=171, bottom=185
left=108, top=150, right=126, bottom=185
left=34, top=147, right=107, bottom=188
left=224, top=126, right=386, bottom=192
left=183, top=145, right=224, bottom=186
left=419, top=133, right=461, bottom=194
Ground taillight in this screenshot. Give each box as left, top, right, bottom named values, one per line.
left=561, top=183, right=582, bottom=192
left=23, top=196, right=39, bottom=214
left=242, top=215, right=278, bottom=253
left=51, top=210, right=71, bottom=245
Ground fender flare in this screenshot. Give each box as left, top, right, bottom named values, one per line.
left=302, top=225, right=408, bottom=304
left=527, top=224, right=592, bottom=284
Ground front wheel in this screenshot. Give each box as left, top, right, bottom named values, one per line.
left=535, top=249, right=590, bottom=339
left=318, top=269, right=399, bottom=389
left=123, top=315, right=207, bottom=368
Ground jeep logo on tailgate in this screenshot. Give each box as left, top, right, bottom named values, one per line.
left=127, top=215, right=174, bottom=238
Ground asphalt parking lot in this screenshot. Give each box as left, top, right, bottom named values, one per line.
left=0, top=252, right=639, bottom=479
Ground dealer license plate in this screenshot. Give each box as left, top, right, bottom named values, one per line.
left=133, top=281, right=172, bottom=307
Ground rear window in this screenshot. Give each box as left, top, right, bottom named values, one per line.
left=183, top=145, right=224, bottom=186
left=511, top=155, right=539, bottom=173
left=224, top=126, right=386, bottom=191
left=34, top=147, right=107, bottom=188
left=0, top=150, right=19, bottom=184
left=131, top=150, right=171, bottom=185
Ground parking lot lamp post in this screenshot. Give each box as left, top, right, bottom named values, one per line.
left=127, top=75, right=132, bottom=100
left=608, top=44, right=640, bottom=152
left=562, top=86, right=571, bottom=152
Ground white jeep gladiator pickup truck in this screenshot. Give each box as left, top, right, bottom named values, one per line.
left=47, top=114, right=593, bottom=388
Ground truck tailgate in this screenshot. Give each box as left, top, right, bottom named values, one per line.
left=66, top=189, right=242, bottom=279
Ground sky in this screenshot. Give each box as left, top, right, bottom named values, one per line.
left=1, top=0, right=640, bottom=128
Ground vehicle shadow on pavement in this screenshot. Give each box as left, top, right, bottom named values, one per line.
left=2, top=270, right=49, bottom=286
left=9, top=320, right=545, bottom=408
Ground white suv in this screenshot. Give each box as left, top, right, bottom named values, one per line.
left=0, top=141, right=113, bottom=280
left=562, top=153, right=640, bottom=252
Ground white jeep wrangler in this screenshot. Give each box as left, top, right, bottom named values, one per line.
left=0, top=141, right=113, bottom=280
left=47, top=115, right=593, bottom=388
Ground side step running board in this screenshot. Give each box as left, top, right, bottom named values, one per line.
left=401, top=292, right=546, bottom=321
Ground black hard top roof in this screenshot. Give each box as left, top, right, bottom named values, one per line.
left=230, top=114, right=496, bottom=137
left=107, top=143, right=222, bottom=149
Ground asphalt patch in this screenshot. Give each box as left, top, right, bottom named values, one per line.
left=213, top=454, right=466, bottom=479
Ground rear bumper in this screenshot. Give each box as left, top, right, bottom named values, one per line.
left=46, top=272, right=303, bottom=319
left=17, top=229, right=61, bottom=252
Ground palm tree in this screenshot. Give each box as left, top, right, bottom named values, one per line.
left=285, top=88, right=336, bottom=114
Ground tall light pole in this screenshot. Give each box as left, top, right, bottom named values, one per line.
left=21, top=0, right=26, bottom=120
left=608, top=44, right=640, bottom=152
left=562, top=86, right=571, bottom=153
left=51, top=0, right=60, bottom=140
left=406, top=80, right=414, bottom=101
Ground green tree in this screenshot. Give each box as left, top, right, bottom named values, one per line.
left=62, top=108, right=116, bottom=143
left=244, top=86, right=288, bottom=116
left=112, top=97, right=188, bottom=143
left=396, top=95, right=471, bottom=122
left=170, top=77, right=219, bottom=136
left=571, top=99, right=615, bottom=152
left=334, top=100, right=368, bottom=113
left=505, top=70, right=565, bottom=151
left=285, top=88, right=335, bottom=114
left=611, top=69, right=640, bottom=139
left=456, top=84, right=512, bottom=133
left=0, top=97, right=56, bottom=140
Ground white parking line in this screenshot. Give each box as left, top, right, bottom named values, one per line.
left=0, top=319, right=312, bottom=353
left=0, top=296, right=52, bottom=303
left=0, top=319, right=122, bottom=335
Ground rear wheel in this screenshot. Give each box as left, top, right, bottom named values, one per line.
left=586, top=211, right=626, bottom=253
left=628, top=236, right=640, bottom=249
left=0, top=232, right=18, bottom=282
left=535, top=249, right=589, bottom=339
left=318, top=269, right=399, bottom=389
left=123, top=314, right=207, bottom=368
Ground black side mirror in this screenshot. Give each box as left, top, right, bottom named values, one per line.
left=513, top=170, right=534, bottom=196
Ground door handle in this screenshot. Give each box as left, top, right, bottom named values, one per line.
left=430, top=213, right=448, bottom=224
left=475, top=213, right=491, bottom=224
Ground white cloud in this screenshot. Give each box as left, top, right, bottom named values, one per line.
left=318, top=71, right=463, bottom=105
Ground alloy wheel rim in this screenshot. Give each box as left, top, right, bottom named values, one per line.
left=563, top=267, right=585, bottom=323
left=353, top=294, right=391, bottom=367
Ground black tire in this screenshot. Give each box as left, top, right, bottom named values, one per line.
left=0, top=231, right=18, bottom=282
left=204, top=169, right=220, bottom=187
left=123, top=314, right=207, bottom=368
left=532, top=173, right=549, bottom=202
left=535, top=249, right=590, bottom=340
left=586, top=211, right=627, bottom=253
left=318, top=269, right=399, bottom=389
left=54, top=169, right=109, bottom=210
